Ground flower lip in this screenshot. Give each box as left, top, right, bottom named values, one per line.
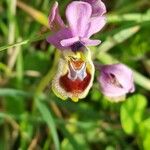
left=59, top=69, right=91, bottom=94
left=52, top=49, right=95, bottom=101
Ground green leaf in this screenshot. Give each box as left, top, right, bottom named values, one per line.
left=143, top=135, right=150, bottom=150
left=0, top=32, right=50, bottom=52
left=139, top=118, right=150, bottom=150
left=24, top=51, right=50, bottom=74
left=17, top=1, right=48, bottom=27
left=139, top=118, right=150, bottom=138
left=120, top=94, right=147, bottom=135
left=59, top=124, right=84, bottom=150
left=5, top=96, right=25, bottom=115
left=0, top=88, right=32, bottom=97
left=97, top=26, right=140, bottom=53
left=36, top=98, right=60, bottom=150
left=0, top=40, right=29, bottom=52
left=107, top=12, right=150, bottom=23
left=60, top=132, right=89, bottom=150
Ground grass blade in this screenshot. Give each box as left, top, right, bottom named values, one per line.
left=107, top=12, right=150, bottom=23
left=59, top=124, right=82, bottom=150
left=0, top=88, right=32, bottom=97
left=0, top=32, right=50, bottom=52
left=36, top=98, right=60, bottom=150
left=17, top=1, right=48, bottom=27
left=97, top=26, right=140, bottom=53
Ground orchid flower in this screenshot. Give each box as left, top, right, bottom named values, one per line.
left=47, top=1, right=106, bottom=102
left=47, top=1, right=106, bottom=50
left=98, top=64, right=135, bottom=102
left=47, top=1, right=135, bottom=102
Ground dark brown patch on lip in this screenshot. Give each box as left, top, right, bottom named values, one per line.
left=59, top=71, right=91, bottom=94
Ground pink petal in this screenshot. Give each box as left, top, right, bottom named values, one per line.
left=66, top=1, right=92, bottom=37
left=47, top=28, right=72, bottom=50
left=61, top=37, right=79, bottom=47
left=82, top=0, right=106, bottom=17
left=48, top=2, right=65, bottom=32
left=81, top=38, right=101, bottom=46
left=86, top=16, right=106, bottom=38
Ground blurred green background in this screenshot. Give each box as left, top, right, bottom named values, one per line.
left=0, top=0, right=150, bottom=149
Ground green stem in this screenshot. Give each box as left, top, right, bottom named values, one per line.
left=16, top=43, right=23, bottom=88
left=7, top=0, right=16, bottom=65
left=0, top=32, right=50, bottom=52
left=35, top=50, right=60, bottom=95
left=29, top=51, right=60, bottom=150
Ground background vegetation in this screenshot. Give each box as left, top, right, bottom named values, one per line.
left=0, top=0, right=150, bottom=149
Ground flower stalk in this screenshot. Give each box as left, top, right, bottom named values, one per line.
left=35, top=50, right=60, bottom=95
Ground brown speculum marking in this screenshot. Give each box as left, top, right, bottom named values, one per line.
left=59, top=71, right=91, bottom=94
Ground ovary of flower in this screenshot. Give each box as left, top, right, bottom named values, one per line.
left=52, top=48, right=94, bottom=102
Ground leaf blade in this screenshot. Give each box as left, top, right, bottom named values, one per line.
left=36, top=98, right=60, bottom=150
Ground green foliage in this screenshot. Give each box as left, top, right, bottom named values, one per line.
left=36, top=98, right=60, bottom=150
left=121, top=94, right=147, bottom=134
left=139, top=118, right=150, bottom=150
left=24, top=51, right=50, bottom=74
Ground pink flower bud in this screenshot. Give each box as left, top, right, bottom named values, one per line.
left=98, top=64, right=135, bottom=101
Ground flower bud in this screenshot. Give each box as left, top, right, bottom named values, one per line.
left=98, top=64, right=135, bottom=101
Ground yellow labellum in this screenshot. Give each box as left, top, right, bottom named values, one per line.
left=52, top=47, right=94, bottom=102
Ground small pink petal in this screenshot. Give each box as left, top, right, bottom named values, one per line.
left=81, top=38, right=101, bottom=46
left=86, top=16, right=106, bottom=37
left=47, top=28, right=72, bottom=50
left=61, top=37, right=79, bottom=47
left=49, top=2, right=65, bottom=31
left=82, top=0, right=106, bottom=17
